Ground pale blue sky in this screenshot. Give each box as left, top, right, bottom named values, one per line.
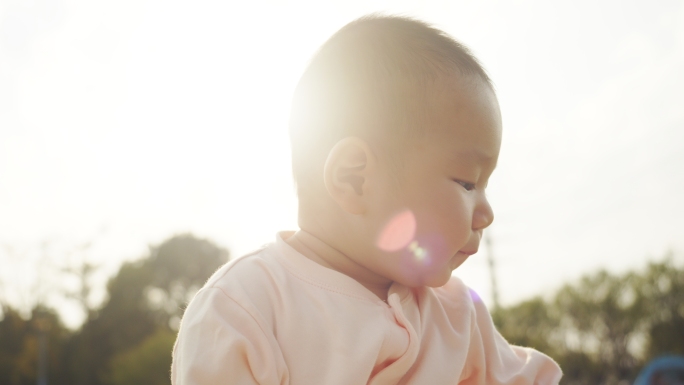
left=1, top=0, right=683, bottom=328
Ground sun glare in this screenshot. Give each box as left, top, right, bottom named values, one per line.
left=376, top=209, right=417, bottom=252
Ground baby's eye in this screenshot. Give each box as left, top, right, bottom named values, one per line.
left=454, top=180, right=476, bottom=191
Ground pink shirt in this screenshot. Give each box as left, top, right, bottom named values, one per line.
left=172, top=232, right=562, bottom=384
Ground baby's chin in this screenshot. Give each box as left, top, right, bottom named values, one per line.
left=413, top=255, right=469, bottom=287
left=449, top=253, right=470, bottom=271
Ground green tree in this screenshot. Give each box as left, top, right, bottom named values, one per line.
left=495, top=255, right=684, bottom=385
left=68, top=233, right=229, bottom=385
left=553, top=270, right=645, bottom=384
left=494, top=297, right=560, bottom=357
left=108, top=329, right=176, bottom=385
left=637, top=256, right=684, bottom=359
left=0, top=305, right=71, bottom=385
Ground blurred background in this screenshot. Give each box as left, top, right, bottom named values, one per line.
left=1, top=0, right=683, bottom=384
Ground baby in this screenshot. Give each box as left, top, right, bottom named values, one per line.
left=172, top=15, right=562, bottom=384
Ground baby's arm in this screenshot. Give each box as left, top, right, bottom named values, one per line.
left=459, top=293, right=562, bottom=385
left=171, top=287, right=288, bottom=385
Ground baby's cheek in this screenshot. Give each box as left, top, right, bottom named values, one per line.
left=419, top=205, right=470, bottom=245
left=447, top=210, right=472, bottom=243
left=391, top=229, right=463, bottom=287
left=405, top=231, right=449, bottom=266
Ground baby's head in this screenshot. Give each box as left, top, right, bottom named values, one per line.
left=289, top=15, right=502, bottom=288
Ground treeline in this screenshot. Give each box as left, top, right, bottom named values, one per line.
left=0, top=234, right=229, bottom=385
left=494, top=256, right=684, bottom=385
left=0, top=235, right=682, bottom=385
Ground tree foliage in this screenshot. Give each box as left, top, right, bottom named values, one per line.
left=108, top=329, right=177, bottom=385
left=0, top=233, right=228, bottom=385
left=71, top=233, right=229, bottom=385
left=495, top=255, right=684, bottom=385
left=0, top=306, right=71, bottom=385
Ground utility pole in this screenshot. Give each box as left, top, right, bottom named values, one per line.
left=484, top=232, right=500, bottom=312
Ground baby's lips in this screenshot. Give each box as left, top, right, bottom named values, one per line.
left=458, top=249, right=478, bottom=256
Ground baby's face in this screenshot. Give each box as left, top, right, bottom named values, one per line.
left=365, top=78, right=502, bottom=287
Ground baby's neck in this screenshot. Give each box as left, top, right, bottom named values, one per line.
left=286, top=230, right=393, bottom=302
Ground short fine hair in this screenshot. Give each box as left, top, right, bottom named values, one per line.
left=289, top=14, right=491, bottom=198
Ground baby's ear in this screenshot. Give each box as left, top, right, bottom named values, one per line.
left=323, top=137, right=375, bottom=215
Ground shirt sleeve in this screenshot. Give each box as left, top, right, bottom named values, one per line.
left=171, top=287, right=288, bottom=385
left=460, top=293, right=563, bottom=385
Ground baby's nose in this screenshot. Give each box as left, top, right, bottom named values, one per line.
left=472, top=196, right=494, bottom=230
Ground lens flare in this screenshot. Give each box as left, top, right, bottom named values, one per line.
left=376, top=209, right=416, bottom=252
left=408, top=241, right=427, bottom=261
left=468, top=288, right=482, bottom=303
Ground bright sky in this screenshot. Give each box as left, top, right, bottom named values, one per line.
left=1, top=0, right=683, bottom=328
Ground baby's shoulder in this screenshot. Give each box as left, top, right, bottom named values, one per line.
left=201, top=244, right=289, bottom=304
left=188, top=244, right=291, bottom=329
